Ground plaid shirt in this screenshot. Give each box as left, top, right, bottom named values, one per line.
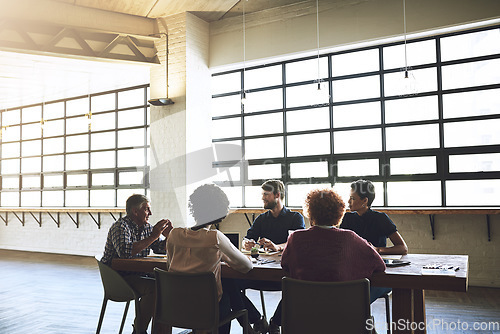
left=101, top=216, right=166, bottom=268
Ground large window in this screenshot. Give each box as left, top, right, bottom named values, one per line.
left=211, top=25, right=500, bottom=207
left=0, top=84, right=150, bottom=207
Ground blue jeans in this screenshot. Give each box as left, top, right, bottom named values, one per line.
left=370, top=286, right=392, bottom=304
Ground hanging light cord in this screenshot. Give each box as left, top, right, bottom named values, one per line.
left=242, top=0, right=247, bottom=99
left=403, top=0, right=409, bottom=78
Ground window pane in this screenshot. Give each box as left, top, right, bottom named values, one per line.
left=118, top=128, right=145, bottom=147
left=1, top=125, right=20, bottom=142
left=43, top=155, right=64, bottom=172
left=287, top=107, right=329, bottom=132
left=286, top=57, right=328, bottom=83
left=1, top=159, right=20, bottom=174
left=213, top=141, right=242, bottom=162
left=91, top=132, right=116, bottom=150
left=245, top=186, right=264, bottom=207
left=390, top=156, right=437, bottom=175
left=248, top=164, right=281, bottom=180
left=387, top=181, right=441, bottom=206
left=118, top=148, right=144, bottom=167
left=211, top=95, right=241, bottom=117
left=119, top=171, right=144, bottom=185
left=22, top=123, right=41, bottom=140
left=91, top=112, right=116, bottom=131
left=441, top=28, right=500, bottom=62
left=287, top=183, right=331, bottom=207
left=2, top=142, right=20, bottom=158
left=383, top=40, right=436, bottom=69
left=91, top=93, right=115, bottom=112
left=44, top=174, right=63, bottom=188
left=42, top=119, right=64, bottom=137
left=449, top=153, right=500, bottom=173
left=446, top=180, right=500, bottom=206
left=66, top=134, right=88, bottom=152
left=23, top=175, right=40, bottom=188
left=212, top=72, right=240, bottom=95
left=213, top=166, right=240, bottom=182
left=220, top=186, right=242, bottom=207
left=66, top=190, right=88, bottom=206
left=2, top=109, right=20, bottom=126
left=290, top=161, right=328, bottom=178
left=66, top=98, right=89, bottom=117
left=66, top=153, right=88, bottom=170
left=334, top=129, right=381, bottom=154
left=22, top=140, right=41, bottom=157
left=337, top=159, right=379, bottom=177
left=22, top=106, right=41, bottom=123
left=90, top=189, right=115, bottom=206
left=386, top=124, right=440, bottom=151
left=21, top=157, right=41, bottom=173
left=245, top=65, right=282, bottom=89
left=44, top=102, right=64, bottom=120
left=67, top=174, right=87, bottom=187
left=332, top=75, right=379, bottom=102
left=212, top=117, right=241, bottom=140
left=91, top=151, right=115, bottom=169
left=66, top=116, right=89, bottom=134
left=245, top=137, right=283, bottom=160
left=2, top=176, right=19, bottom=189
left=21, top=191, right=40, bottom=207
left=286, top=83, right=330, bottom=108
left=287, top=132, right=330, bottom=157
left=444, top=119, right=500, bottom=147
left=1, top=192, right=19, bottom=206
left=443, top=89, right=500, bottom=119
left=332, top=49, right=379, bottom=76
left=43, top=138, right=64, bottom=155
left=243, top=89, right=282, bottom=113
left=244, top=113, right=283, bottom=136
left=384, top=68, right=437, bottom=97
left=118, top=88, right=145, bottom=109
left=118, top=108, right=145, bottom=128
left=42, top=191, right=64, bottom=207
left=442, top=59, right=500, bottom=90
left=93, top=173, right=115, bottom=186
left=117, top=189, right=144, bottom=207
left=385, top=96, right=438, bottom=123
left=333, top=102, right=380, bottom=127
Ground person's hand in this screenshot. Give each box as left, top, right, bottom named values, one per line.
left=152, top=219, right=170, bottom=239
left=161, top=219, right=173, bottom=238
left=243, top=238, right=256, bottom=251
left=259, top=238, right=278, bottom=252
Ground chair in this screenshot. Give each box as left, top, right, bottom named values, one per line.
left=153, top=268, right=249, bottom=334
left=381, top=291, right=392, bottom=334
left=281, top=277, right=372, bottom=334
left=95, top=256, right=142, bottom=334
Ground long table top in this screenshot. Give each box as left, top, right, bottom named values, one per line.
left=112, top=253, right=468, bottom=292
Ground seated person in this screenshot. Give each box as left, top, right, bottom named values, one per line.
left=241, top=179, right=305, bottom=334
left=166, top=184, right=254, bottom=334
left=340, top=179, right=408, bottom=302
left=101, top=194, right=172, bottom=334
left=281, top=187, right=385, bottom=283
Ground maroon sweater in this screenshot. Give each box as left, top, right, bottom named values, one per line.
left=281, top=226, right=386, bottom=282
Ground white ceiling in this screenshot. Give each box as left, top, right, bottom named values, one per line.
left=0, top=0, right=307, bottom=110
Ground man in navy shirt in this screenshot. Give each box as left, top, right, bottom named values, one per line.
left=241, top=180, right=305, bottom=334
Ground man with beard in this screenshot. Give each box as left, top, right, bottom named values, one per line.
left=240, top=179, right=305, bottom=334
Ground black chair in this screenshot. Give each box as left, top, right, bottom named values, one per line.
left=281, top=277, right=372, bottom=334
left=95, top=256, right=142, bottom=334
left=153, top=268, right=249, bottom=334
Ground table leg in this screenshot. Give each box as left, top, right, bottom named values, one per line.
left=391, top=288, right=427, bottom=334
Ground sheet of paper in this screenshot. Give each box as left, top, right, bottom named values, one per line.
left=381, top=255, right=402, bottom=260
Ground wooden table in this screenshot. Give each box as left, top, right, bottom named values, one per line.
left=112, top=253, right=468, bottom=334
